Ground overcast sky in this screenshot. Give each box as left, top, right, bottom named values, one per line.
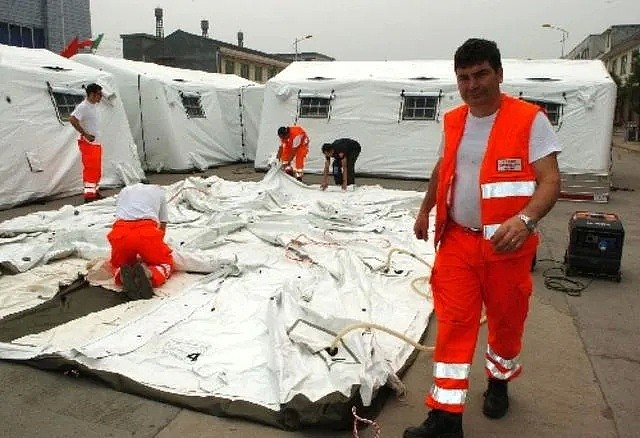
left=91, top=0, right=640, bottom=61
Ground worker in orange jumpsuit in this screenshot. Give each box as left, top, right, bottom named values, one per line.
left=69, top=83, right=104, bottom=203
left=107, top=183, right=174, bottom=300
left=404, top=38, right=561, bottom=438
left=276, top=125, right=309, bottom=181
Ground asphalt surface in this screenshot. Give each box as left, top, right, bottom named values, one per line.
left=0, top=136, right=638, bottom=437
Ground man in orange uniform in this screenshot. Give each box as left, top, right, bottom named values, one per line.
left=276, top=125, right=309, bottom=181
left=107, top=183, right=174, bottom=300
left=405, top=39, right=561, bottom=437
left=69, top=83, right=104, bottom=203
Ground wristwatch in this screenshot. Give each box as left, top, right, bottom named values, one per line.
left=518, top=213, right=537, bottom=232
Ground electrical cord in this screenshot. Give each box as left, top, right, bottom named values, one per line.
left=537, top=258, right=592, bottom=297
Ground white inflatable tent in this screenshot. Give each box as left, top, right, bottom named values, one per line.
left=256, top=59, right=616, bottom=201
left=73, top=54, right=264, bottom=169
left=0, top=44, right=145, bottom=209
left=0, top=168, right=434, bottom=430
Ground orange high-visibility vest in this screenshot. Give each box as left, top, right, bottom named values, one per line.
left=283, top=125, right=308, bottom=149
left=434, top=95, right=540, bottom=251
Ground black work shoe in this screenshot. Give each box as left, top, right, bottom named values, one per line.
left=121, top=262, right=153, bottom=300
left=403, top=409, right=464, bottom=438
left=295, top=176, right=303, bottom=182
left=483, top=378, right=509, bottom=419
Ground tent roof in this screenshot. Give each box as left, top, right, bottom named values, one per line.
left=0, top=44, right=107, bottom=78
left=271, top=59, right=614, bottom=85
left=72, top=54, right=259, bottom=89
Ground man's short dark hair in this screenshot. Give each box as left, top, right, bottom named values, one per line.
left=454, top=38, right=502, bottom=72
left=86, top=83, right=102, bottom=96
left=277, top=126, right=289, bottom=138
left=321, top=143, right=333, bottom=154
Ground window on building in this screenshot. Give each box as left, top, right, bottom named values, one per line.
left=401, top=95, right=439, bottom=121
left=620, top=55, right=628, bottom=75
left=240, top=64, right=250, bottom=79
left=268, top=67, right=278, bottom=79
left=225, top=60, right=235, bottom=74
left=0, top=22, right=45, bottom=48
left=299, top=96, right=331, bottom=118
left=254, top=66, right=263, bottom=82
left=180, top=93, right=206, bottom=118
left=521, top=98, right=562, bottom=126
left=50, top=91, right=84, bottom=122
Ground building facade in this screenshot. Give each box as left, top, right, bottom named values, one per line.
left=567, top=24, right=640, bottom=125
left=0, top=0, right=91, bottom=53
left=122, top=29, right=291, bottom=84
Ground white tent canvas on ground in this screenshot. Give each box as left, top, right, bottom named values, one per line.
left=0, top=169, right=433, bottom=430
left=255, top=59, right=616, bottom=201
left=73, top=54, right=264, bottom=170
left=0, top=44, right=145, bottom=209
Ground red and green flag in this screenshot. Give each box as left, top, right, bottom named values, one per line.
left=60, top=33, right=104, bottom=58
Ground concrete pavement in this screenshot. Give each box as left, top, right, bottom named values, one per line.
left=1, top=141, right=639, bottom=437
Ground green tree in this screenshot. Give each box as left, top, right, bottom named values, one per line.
left=625, top=51, right=640, bottom=126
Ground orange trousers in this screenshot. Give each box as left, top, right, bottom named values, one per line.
left=426, top=223, right=536, bottom=413
left=78, top=138, right=102, bottom=200
left=107, top=219, right=174, bottom=287
left=280, top=145, right=309, bottom=175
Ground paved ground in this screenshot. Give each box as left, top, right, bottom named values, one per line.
left=1, top=136, right=639, bottom=437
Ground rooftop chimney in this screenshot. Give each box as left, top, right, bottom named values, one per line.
left=201, top=20, right=209, bottom=38
left=237, top=31, right=244, bottom=48
left=155, top=7, right=164, bottom=39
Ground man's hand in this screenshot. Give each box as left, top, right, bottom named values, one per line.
left=414, top=212, right=430, bottom=241
left=490, top=215, right=530, bottom=252
left=320, top=176, right=329, bottom=191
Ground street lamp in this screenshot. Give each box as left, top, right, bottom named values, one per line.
left=542, top=24, right=569, bottom=58
left=293, top=34, right=312, bottom=61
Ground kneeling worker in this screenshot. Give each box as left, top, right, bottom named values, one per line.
left=107, top=183, right=174, bottom=300
left=321, top=138, right=362, bottom=190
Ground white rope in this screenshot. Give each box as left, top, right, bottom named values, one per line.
left=352, top=406, right=381, bottom=438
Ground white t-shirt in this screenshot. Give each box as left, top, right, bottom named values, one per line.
left=438, top=111, right=561, bottom=229
left=70, top=99, right=99, bottom=138
left=115, top=184, right=168, bottom=223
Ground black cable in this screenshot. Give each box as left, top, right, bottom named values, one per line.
left=537, top=258, right=592, bottom=297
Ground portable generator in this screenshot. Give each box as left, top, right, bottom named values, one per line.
left=564, top=211, right=624, bottom=282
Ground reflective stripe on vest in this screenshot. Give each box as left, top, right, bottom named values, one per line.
left=481, top=181, right=536, bottom=199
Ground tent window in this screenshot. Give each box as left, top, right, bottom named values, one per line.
left=299, top=97, right=331, bottom=119
left=522, top=98, right=562, bottom=126
left=402, top=95, right=438, bottom=120
left=181, top=94, right=205, bottom=118
left=51, top=92, right=84, bottom=122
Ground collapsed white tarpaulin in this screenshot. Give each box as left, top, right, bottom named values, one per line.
left=0, top=168, right=435, bottom=428
left=0, top=44, right=145, bottom=209
left=256, top=59, right=615, bottom=177
left=72, top=54, right=264, bottom=170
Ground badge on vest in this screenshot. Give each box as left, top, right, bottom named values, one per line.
left=497, top=158, right=522, bottom=172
